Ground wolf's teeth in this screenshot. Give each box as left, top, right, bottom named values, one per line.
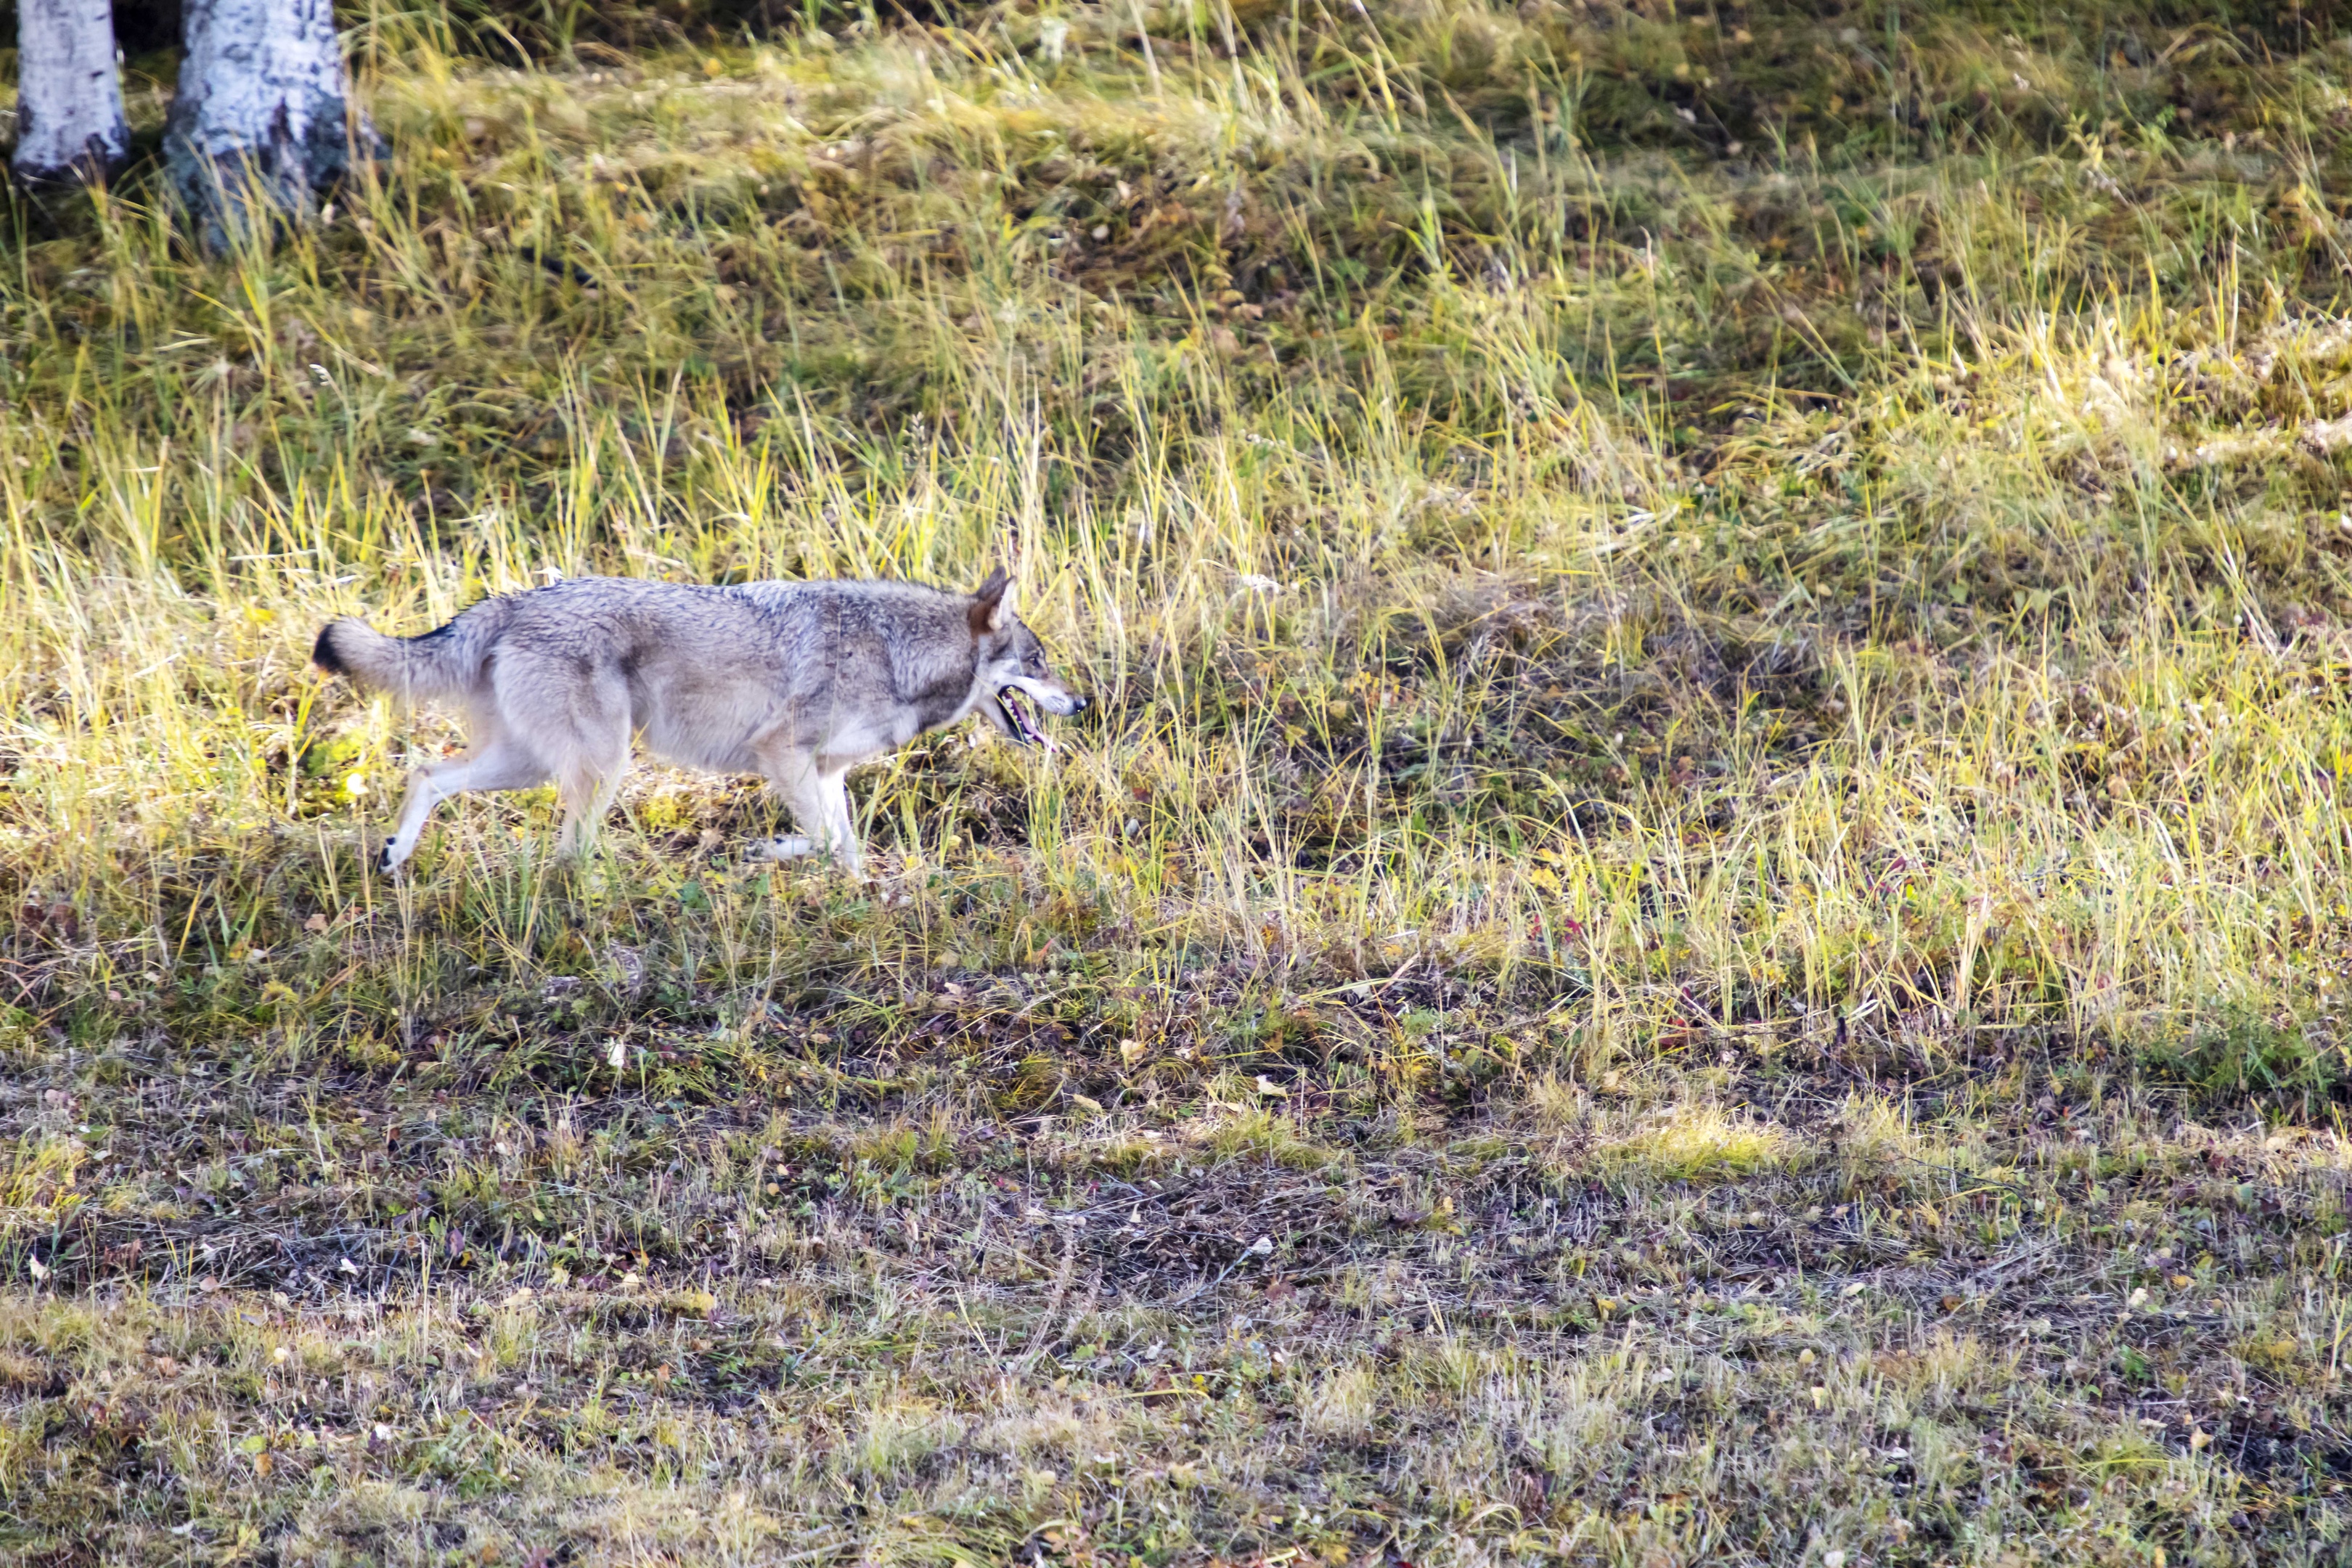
left=999, top=687, right=1045, bottom=746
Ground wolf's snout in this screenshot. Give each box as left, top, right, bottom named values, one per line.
left=1069, top=693, right=1090, bottom=714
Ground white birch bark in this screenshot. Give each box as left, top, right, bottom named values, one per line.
left=164, top=0, right=380, bottom=246
left=11, top=0, right=131, bottom=187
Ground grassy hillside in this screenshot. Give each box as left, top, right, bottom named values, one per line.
left=8, top=1, right=2352, bottom=1561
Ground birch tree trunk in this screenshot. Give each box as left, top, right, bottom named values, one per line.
left=164, top=0, right=381, bottom=248
left=11, top=0, right=131, bottom=187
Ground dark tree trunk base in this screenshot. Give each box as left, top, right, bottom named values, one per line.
left=163, top=0, right=381, bottom=252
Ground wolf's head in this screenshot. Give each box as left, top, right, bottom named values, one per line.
left=967, top=567, right=1087, bottom=746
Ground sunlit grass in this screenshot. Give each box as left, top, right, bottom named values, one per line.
left=6, top=2, right=2352, bottom=1561
left=10, top=77, right=2352, bottom=1085
left=1596, top=1103, right=1798, bottom=1184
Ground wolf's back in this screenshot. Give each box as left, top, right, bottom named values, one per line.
left=313, top=598, right=510, bottom=702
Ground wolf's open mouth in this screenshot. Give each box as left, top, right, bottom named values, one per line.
left=997, top=686, right=1048, bottom=747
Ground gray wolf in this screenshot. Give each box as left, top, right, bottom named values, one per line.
left=311, top=568, right=1086, bottom=875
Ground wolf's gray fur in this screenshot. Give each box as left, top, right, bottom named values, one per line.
left=313, top=568, right=1085, bottom=875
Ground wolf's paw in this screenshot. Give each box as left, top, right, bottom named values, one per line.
left=756, top=834, right=816, bottom=862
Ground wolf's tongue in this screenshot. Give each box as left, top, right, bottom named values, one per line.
left=1003, top=689, right=1061, bottom=751
left=1000, top=688, right=1044, bottom=746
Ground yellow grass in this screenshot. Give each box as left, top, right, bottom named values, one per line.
left=4, top=2, right=2352, bottom=1562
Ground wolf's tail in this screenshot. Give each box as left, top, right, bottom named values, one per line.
left=312, top=600, right=509, bottom=702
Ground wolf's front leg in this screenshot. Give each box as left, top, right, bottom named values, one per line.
left=752, top=746, right=862, bottom=873
left=753, top=747, right=831, bottom=866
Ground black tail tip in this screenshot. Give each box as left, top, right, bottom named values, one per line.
left=311, top=623, right=348, bottom=675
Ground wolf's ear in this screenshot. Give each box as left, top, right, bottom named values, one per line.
left=968, top=565, right=1014, bottom=635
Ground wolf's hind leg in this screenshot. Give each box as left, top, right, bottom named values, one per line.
left=814, top=764, right=864, bottom=875
left=553, top=748, right=629, bottom=857
left=515, top=676, right=631, bottom=859
left=380, top=740, right=551, bottom=873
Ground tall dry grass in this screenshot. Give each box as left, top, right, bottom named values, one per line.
left=4, top=1, right=2352, bottom=1103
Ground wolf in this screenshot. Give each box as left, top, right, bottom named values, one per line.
left=311, top=568, right=1086, bottom=875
